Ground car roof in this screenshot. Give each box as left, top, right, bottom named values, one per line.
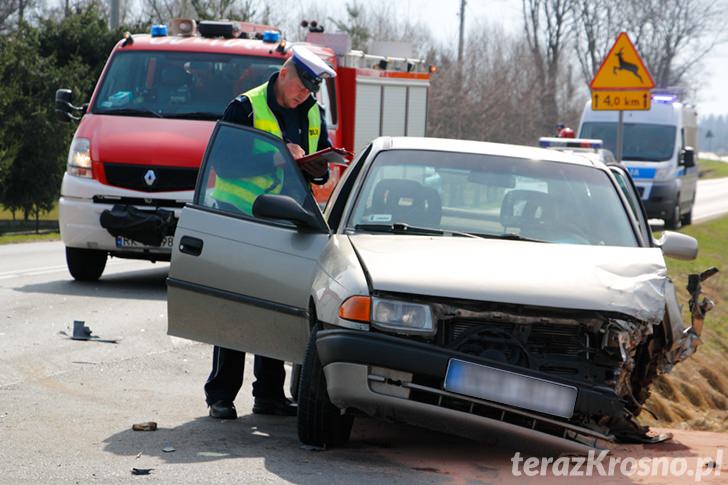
left=374, top=136, right=602, bottom=169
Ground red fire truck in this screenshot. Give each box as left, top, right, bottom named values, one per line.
left=55, top=19, right=431, bottom=281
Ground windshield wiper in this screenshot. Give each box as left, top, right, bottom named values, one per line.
left=165, top=112, right=221, bottom=120
left=353, top=223, right=480, bottom=238
left=476, top=232, right=549, bottom=243
left=99, top=108, right=163, bottom=118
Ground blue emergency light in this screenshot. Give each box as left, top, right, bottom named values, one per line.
left=262, top=30, right=280, bottom=43
left=150, top=24, right=168, bottom=37
left=539, top=137, right=603, bottom=149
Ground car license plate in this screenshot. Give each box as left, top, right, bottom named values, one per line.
left=444, top=358, right=577, bottom=418
left=115, top=235, right=174, bottom=249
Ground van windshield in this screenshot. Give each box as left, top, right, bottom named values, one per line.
left=91, top=51, right=284, bottom=120
left=580, top=122, right=676, bottom=162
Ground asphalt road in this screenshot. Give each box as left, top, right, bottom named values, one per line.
left=693, top=177, right=728, bottom=223
left=2, top=178, right=728, bottom=484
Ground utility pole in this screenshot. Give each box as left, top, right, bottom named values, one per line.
left=457, top=0, right=466, bottom=62
left=110, top=0, right=120, bottom=29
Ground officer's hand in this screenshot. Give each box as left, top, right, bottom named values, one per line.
left=299, top=158, right=328, bottom=178
left=286, top=143, right=305, bottom=159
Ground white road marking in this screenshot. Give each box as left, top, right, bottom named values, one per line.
left=0, top=259, right=158, bottom=280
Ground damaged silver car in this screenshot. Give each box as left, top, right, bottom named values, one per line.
left=167, top=123, right=716, bottom=450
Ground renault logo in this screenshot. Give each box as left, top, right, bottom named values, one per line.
left=144, top=169, right=157, bottom=186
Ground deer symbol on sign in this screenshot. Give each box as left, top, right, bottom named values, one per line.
left=613, top=48, right=643, bottom=83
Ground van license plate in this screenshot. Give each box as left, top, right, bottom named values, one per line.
left=115, top=235, right=174, bottom=249
left=444, top=359, right=577, bottom=418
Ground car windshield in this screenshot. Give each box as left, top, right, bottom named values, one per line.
left=347, top=149, right=638, bottom=247
left=91, top=51, right=284, bottom=119
left=580, top=122, right=676, bottom=162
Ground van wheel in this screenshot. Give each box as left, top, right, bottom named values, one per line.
left=680, top=209, right=693, bottom=227
left=66, top=247, right=107, bottom=281
left=297, top=325, right=354, bottom=448
left=664, top=202, right=682, bottom=230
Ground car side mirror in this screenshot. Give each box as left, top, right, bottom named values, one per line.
left=655, top=230, right=697, bottom=260
left=681, top=146, right=695, bottom=168
left=252, top=194, right=326, bottom=232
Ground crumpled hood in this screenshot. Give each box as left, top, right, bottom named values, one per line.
left=80, top=114, right=214, bottom=168
left=349, top=235, right=668, bottom=323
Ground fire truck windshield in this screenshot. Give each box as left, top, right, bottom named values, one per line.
left=91, top=51, right=284, bottom=120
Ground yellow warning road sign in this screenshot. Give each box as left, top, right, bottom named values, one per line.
left=590, top=32, right=655, bottom=90
left=591, top=90, right=651, bottom=111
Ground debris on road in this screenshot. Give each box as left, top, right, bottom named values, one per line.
left=58, top=320, right=119, bottom=344
left=132, top=422, right=158, bottom=431
left=131, top=467, right=153, bottom=475
left=162, top=444, right=175, bottom=453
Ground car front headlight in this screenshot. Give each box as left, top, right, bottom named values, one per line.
left=67, top=138, right=92, bottom=178
left=371, top=297, right=434, bottom=335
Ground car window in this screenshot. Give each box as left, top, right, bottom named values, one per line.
left=347, top=150, right=639, bottom=247
left=580, top=122, right=676, bottom=162
left=194, top=123, right=318, bottom=226
left=610, top=167, right=651, bottom=244
left=92, top=51, right=283, bottom=119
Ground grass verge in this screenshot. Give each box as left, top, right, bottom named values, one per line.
left=0, top=232, right=61, bottom=244
left=699, top=159, right=728, bottom=180
left=640, top=215, right=728, bottom=432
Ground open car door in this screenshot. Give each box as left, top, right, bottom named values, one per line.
left=167, top=122, right=330, bottom=363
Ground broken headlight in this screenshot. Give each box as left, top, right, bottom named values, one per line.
left=371, top=297, right=435, bottom=335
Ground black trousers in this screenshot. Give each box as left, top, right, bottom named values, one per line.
left=204, top=346, right=286, bottom=405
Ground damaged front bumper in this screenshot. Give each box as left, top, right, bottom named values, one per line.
left=316, top=329, right=622, bottom=449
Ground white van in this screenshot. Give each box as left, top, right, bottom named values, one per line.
left=578, top=94, right=699, bottom=229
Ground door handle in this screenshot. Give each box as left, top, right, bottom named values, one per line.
left=179, top=236, right=203, bottom=256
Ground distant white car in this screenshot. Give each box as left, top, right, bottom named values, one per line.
left=167, top=124, right=715, bottom=450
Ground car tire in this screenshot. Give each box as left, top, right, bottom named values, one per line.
left=66, top=247, right=107, bottom=281
left=664, top=201, right=682, bottom=230
left=297, top=325, right=354, bottom=448
left=289, top=363, right=302, bottom=402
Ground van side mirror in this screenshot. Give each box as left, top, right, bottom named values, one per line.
left=655, top=230, right=697, bottom=260
left=681, top=146, right=695, bottom=168
left=55, top=88, right=85, bottom=122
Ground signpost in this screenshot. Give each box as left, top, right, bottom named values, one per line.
left=589, top=32, right=655, bottom=162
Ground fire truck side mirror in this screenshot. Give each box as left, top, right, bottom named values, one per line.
left=55, top=88, right=84, bottom=122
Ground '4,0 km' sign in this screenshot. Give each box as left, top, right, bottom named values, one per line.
left=591, top=90, right=650, bottom=111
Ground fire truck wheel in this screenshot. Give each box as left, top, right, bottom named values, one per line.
left=65, top=247, right=107, bottom=281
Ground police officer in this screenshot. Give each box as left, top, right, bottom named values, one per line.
left=205, top=45, right=335, bottom=419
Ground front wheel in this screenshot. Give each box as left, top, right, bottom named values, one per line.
left=297, top=325, right=354, bottom=448
left=664, top=201, right=682, bottom=230
left=66, top=247, right=107, bottom=281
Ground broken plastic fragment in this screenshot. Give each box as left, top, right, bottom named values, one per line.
left=132, top=422, right=157, bottom=431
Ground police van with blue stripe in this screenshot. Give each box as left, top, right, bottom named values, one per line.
left=577, top=92, right=699, bottom=229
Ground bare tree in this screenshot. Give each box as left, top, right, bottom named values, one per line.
left=190, top=0, right=257, bottom=21
left=522, top=0, right=575, bottom=134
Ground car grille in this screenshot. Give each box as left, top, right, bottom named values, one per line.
left=104, top=163, right=198, bottom=192
left=446, top=320, right=585, bottom=357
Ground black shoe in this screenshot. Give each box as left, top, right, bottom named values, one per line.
left=209, top=400, right=237, bottom=419
left=253, top=397, right=297, bottom=416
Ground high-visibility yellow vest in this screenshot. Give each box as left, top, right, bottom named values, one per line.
left=211, top=82, right=321, bottom=215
